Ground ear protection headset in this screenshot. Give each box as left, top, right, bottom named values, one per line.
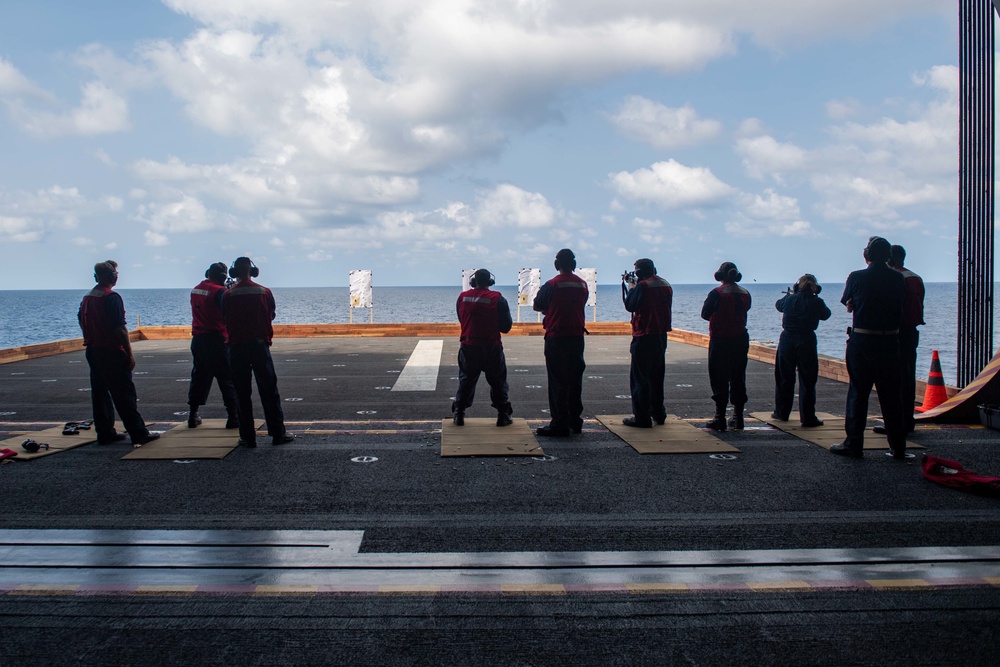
left=229, top=257, right=259, bottom=279
left=206, top=262, right=228, bottom=281
left=863, top=236, right=890, bottom=263
left=554, top=249, right=576, bottom=272
left=713, top=262, right=742, bottom=283
left=21, top=439, right=50, bottom=453
left=634, top=259, right=656, bottom=281
left=469, top=269, right=495, bottom=289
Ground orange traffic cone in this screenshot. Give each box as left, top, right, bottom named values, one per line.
left=915, top=350, right=948, bottom=412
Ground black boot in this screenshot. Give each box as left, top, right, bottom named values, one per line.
left=496, top=402, right=513, bottom=427
left=728, top=407, right=744, bottom=430
left=187, top=408, right=202, bottom=428
left=451, top=401, right=465, bottom=426
left=705, top=409, right=727, bottom=431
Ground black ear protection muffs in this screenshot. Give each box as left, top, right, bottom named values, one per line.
left=470, top=269, right=495, bottom=289
left=634, top=259, right=656, bottom=281
left=554, top=249, right=576, bottom=272
left=229, top=257, right=259, bottom=279
left=713, top=262, right=742, bottom=283
left=21, top=439, right=50, bottom=453
left=863, top=236, right=890, bottom=263
left=206, top=262, right=228, bottom=282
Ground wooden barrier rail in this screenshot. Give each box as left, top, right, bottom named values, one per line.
left=0, top=324, right=958, bottom=401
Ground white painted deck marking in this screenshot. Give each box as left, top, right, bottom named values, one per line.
left=392, top=340, right=444, bottom=392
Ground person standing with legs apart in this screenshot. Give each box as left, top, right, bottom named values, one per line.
left=832, top=237, right=906, bottom=459
left=887, top=245, right=924, bottom=434
left=187, top=262, right=238, bottom=429
left=78, top=260, right=159, bottom=447
left=772, top=274, right=831, bottom=427
left=533, top=249, right=588, bottom=437
left=701, top=262, right=752, bottom=431
left=223, top=257, right=294, bottom=448
left=622, top=258, right=672, bottom=428
left=451, top=268, right=514, bottom=427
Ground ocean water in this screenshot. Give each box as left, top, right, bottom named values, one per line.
left=0, top=283, right=988, bottom=385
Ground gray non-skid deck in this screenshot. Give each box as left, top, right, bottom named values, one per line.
left=2, top=336, right=999, bottom=665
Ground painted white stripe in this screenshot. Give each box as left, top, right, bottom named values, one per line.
left=391, top=340, right=444, bottom=392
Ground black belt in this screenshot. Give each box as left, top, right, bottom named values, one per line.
left=852, top=327, right=898, bottom=335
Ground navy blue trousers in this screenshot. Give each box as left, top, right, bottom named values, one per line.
left=708, top=333, right=749, bottom=412
left=454, top=344, right=510, bottom=412
left=773, top=330, right=819, bottom=422
left=898, top=327, right=919, bottom=433
left=544, top=336, right=585, bottom=431
left=229, top=340, right=286, bottom=444
left=630, top=334, right=666, bottom=423
left=188, top=333, right=237, bottom=416
left=85, top=347, right=149, bottom=444
left=844, top=333, right=906, bottom=451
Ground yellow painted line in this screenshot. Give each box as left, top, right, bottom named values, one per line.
left=133, top=585, right=198, bottom=596
left=501, top=584, right=566, bottom=595
left=747, top=580, right=812, bottom=592
left=254, top=585, right=318, bottom=596
left=867, top=579, right=934, bottom=590
left=377, top=585, right=442, bottom=595
left=14, top=584, right=80, bottom=595
left=626, top=582, right=690, bottom=594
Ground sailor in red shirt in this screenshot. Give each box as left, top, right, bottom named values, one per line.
left=533, top=249, right=588, bottom=437
left=622, top=258, right=672, bottom=428
left=700, top=262, right=752, bottom=431
left=222, top=257, right=293, bottom=448
left=889, top=245, right=925, bottom=433
left=452, top=269, right=514, bottom=427
left=187, top=262, right=238, bottom=429
left=77, top=260, right=158, bottom=446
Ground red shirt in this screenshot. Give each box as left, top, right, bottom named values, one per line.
left=896, top=268, right=925, bottom=328
left=78, top=285, right=126, bottom=351
left=457, top=288, right=508, bottom=347
left=190, top=279, right=227, bottom=338
left=628, top=276, right=673, bottom=337
left=702, top=284, right=751, bottom=338
left=223, top=278, right=276, bottom=345
left=534, top=273, right=588, bottom=337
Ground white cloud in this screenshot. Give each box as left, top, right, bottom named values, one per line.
left=144, top=230, right=170, bottom=246
left=611, top=96, right=721, bottom=148
left=0, top=216, right=42, bottom=243
left=826, top=98, right=862, bottom=119
left=11, top=81, right=131, bottom=137
left=477, top=184, right=555, bottom=229
left=609, top=159, right=734, bottom=210
left=735, top=135, right=808, bottom=182
left=0, top=58, right=52, bottom=100
left=134, top=195, right=217, bottom=234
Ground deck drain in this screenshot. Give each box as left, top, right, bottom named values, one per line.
left=615, top=395, right=631, bottom=399
left=285, top=397, right=303, bottom=402
left=351, top=456, right=379, bottom=463
left=709, top=454, right=738, bottom=460
left=532, top=455, right=557, bottom=462
left=526, top=385, right=541, bottom=389
left=313, top=377, right=328, bottom=381
left=885, top=452, right=917, bottom=459
left=676, top=384, right=693, bottom=388
left=357, top=410, right=377, bottom=415
left=173, top=411, right=190, bottom=416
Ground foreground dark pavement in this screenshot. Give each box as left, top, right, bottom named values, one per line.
left=1, top=336, right=998, bottom=665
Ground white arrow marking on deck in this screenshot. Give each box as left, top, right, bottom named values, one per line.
left=392, top=340, right=443, bottom=392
